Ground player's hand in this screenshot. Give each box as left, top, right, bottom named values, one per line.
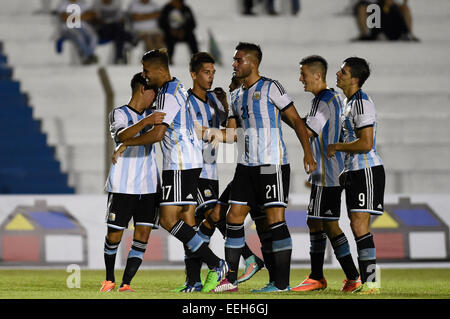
left=145, top=112, right=165, bottom=125
left=193, top=120, right=204, bottom=140
left=327, top=144, right=337, bottom=159
left=213, top=87, right=229, bottom=113
left=112, top=143, right=127, bottom=164
left=213, top=87, right=226, bottom=101
left=303, top=152, right=317, bottom=174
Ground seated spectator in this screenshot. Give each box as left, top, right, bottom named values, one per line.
left=266, top=0, right=301, bottom=16
left=128, top=0, right=164, bottom=53
left=352, top=0, right=419, bottom=41
left=57, top=0, right=98, bottom=64
left=242, top=0, right=256, bottom=15
left=91, top=0, right=136, bottom=64
left=379, top=0, right=419, bottom=41
left=158, top=0, right=199, bottom=65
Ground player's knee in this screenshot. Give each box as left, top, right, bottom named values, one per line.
left=207, top=207, right=222, bottom=225
left=323, top=220, right=342, bottom=238
left=106, top=227, right=123, bottom=244
left=307, top=218, right=323, bottom=233
left=159, top=214, right=178, bottom=231
left=133, top=225, right=151, bottom=242
left=227, top=205, right=248, bottom=223
left=349, top=215, right=369, bottom=237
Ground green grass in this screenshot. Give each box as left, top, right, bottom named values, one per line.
left=0, top=268, right=449, bottom=299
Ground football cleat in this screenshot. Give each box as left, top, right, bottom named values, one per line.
left=100, top=280, right=116, bottom=292
left=201, top=259, right=229, bottom=292
left=251, top=282, right=290, bottom=293
left=179, top=282, right=203, bottom=292
left=172, top=284, right=188, bottom=292
left=237, top=255, right=264, bottom=283
left=118, top=284, right=135, bottom=292
left=211, top=278, right=238, bottom=292
left=291, top=276, right=327, bottom=292
left=341, top=276, right=362, bottom=292
left=352, top=282, right=380, bottom=294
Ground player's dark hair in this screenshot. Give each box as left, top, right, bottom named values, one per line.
left=131, top=73, right=157, bottom=94
left=235, top=42, right=262, bottom=65
left=141, top=48, right=169, bottom=69
left=189, top=52, right=215, bottom=73
left=300, top=55, right=328, bottom=81
left=343, top=57, right=371, bottom=88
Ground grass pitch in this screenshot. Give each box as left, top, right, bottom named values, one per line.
left=0, top=268, right=449, bottom=299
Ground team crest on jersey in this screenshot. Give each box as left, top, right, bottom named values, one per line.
left=108, top=212, right=116, bottom=222
left=253, top=92, right=261, bottom=100
left=204, top=189, right=212, bottom=198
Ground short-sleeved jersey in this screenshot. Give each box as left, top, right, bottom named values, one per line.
left=105, top=105, right=160, bottom=195
left=188, top=90, right=228, bottom=180
left=155, top=78, right=203, bottom=171
left=229, top=77, right=292, bottom=166
left=341, top=89, right=383, bottom=172
left=306, top=89, right=345, bottom=187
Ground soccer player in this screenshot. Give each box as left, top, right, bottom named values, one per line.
left=327, top=57, right=385, bottom=294
left=291, top=55, right=361, bottom=293
left=212, top=42, right=316, bottom=292
left=177, top=57, right=264, bottom=292
left=101, top=73, right=165, bottom=292
left=169, top=52, right=228, bottom=292
left=113, top=49, right=229, bottom=292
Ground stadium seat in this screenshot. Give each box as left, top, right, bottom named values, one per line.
left=0, top=41, right=74, bottom=194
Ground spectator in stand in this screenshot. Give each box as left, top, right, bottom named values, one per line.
left=352, top=0, right=419, bottom=41
left=158, top=0, right=199, bottom=65
left=92, top=0, right=135, bottom=64
left=266, top=0, right=301, bottom=16
left=128, top=0, right=164, bottom=53
left=57, top=0, right=98, bottom=65
left=242, top=0, right=256, bottom=15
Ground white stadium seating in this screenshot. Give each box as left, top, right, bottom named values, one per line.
left=0, top=0, right=449, bottom=194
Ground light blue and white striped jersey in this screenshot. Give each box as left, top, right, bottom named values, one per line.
left=156, top=78, right=203, bottom=171
left=229, top=77, right=292, bottom=166
left=105, top=105, right=160, bottom=194
left=306, top=89, right=345, bottom=187
left=188, top=89, right=227, bottom=180
left=341, top=89, right=383, bottom=172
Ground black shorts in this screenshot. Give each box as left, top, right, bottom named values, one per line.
left=229, top=164, right=290, bottom=209
left=342, top=165, right=385, bottom=215
left=195, top=178, right=219, bottom=218
left=219, top=180, right=265, bottom=221
left=106, top=192, right=160, bottom=230
left=160, top=168, right=201, bottom=206
left=307, top=185, right=343, bottom=221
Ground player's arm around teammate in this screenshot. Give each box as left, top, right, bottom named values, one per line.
left=102, top=73, right=162, bottom=293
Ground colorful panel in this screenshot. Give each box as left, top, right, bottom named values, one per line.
left=29, top=211, right=77, bottom=230
left=44, top=235, right=83, bottom=262
left=144, top=235, right=163, bottom=261
left=409, top=232, right=447, bottom=259
left=285, top=210, right=308, bottom=228
left=5, top=213, right=34, bottom=230
left=372, top=233, right=405, bottom=259
left=394, top=209, right=440, bottom=227
left=371, top=213, right=399, bottom=228
left=2, top=235, right=40, bottom=261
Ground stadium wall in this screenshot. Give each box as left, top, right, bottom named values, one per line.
left=0, top=194, right=449, bottom=270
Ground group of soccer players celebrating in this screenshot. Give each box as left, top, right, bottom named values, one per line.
left=100, top=42, right=385, bottom=295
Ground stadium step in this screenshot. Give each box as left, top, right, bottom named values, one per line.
left=0, top=40, right=74, bottom=194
